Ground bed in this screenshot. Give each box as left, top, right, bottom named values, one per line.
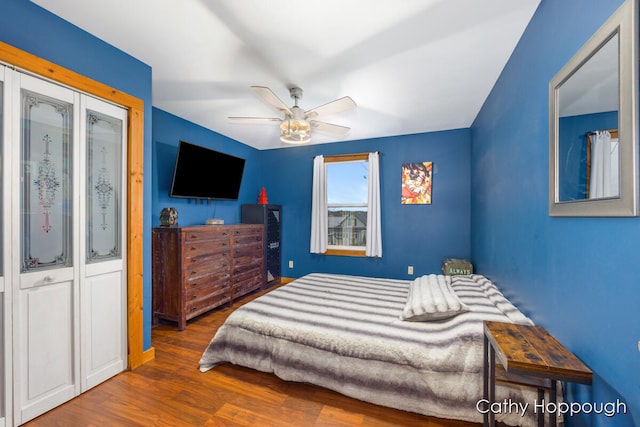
left=199, top=273, right=542, bottom=426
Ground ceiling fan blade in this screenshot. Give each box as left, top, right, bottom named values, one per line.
left=251, top=86, right=292, bottom=115
left=228, top=116, right=282, bottom=123
left=310, top=120, right=351, bottom=135
left=306, top=96, right=356, bottom=118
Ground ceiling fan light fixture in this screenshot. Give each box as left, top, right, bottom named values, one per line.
left=231, top=85, right=355, bottom=145
left=280, top=118, right=311, bottom=144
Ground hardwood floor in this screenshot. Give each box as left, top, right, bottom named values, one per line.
left=25, top=285, right=481, bottom=427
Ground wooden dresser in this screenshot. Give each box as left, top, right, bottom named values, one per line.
left=152, top=224, right=264, bottom=330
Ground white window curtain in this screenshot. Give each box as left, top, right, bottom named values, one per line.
left=310, top=152, right=382, bottom=257
left=589, top=130, right=619, bottom=199
left=366, top=152, right=382, bottom=257
left=310, top=155, right=327, bottom=253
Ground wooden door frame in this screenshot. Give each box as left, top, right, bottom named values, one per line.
left=0, top=41, right=148, bottom=369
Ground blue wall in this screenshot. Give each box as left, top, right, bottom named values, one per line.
left=472, top=0, right=638, bottom=425
left=152, top=113, right=471, bottom=280
left=1, top=0, right=154, bottom=350
left=257, top=130, right=471, bottom=280
left=152, top=108, right=262, bottom=227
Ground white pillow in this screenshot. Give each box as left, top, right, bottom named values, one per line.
left=400, top=274, right=469, bottom=321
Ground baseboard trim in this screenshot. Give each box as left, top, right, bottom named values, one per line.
left=141, top=347, right=156, bottom=365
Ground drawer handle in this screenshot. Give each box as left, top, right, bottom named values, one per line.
left=189, top=234, right=198, bottom=239
left=191, top=305, right=198, bottom=311
left=192, top=294, right=198, bottom=299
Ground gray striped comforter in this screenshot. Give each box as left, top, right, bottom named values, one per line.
left=199, top=273, right=540, bottom=426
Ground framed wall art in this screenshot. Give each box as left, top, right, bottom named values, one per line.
left=401, top=162, right=432, bottom=204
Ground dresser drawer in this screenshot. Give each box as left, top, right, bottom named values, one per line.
left=233, top=262, right=262, bottom=279
left=232, top=225, right=262, bottom=235
left=232, top=232, right=262, bottom=247
left=186, top=278, right=229, bottom=301
left=184, top=228, right=231, bottom=242
left=184, top=268, right=231, bottom=289
left=233, top=249, right=262, bottom=268
left=233, top=241, right=263, bottom=258
left=232, top=272, right=263, bottom=298
left=183, top=253, right=230, bottom=279
left=185, top=285, right=230, bottom=319
left=183, top=239, right=230, bottom=259
left=232, top=267, right=262, bottom=286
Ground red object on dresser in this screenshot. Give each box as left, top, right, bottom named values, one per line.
left=258, top=187, right=269, bottom=204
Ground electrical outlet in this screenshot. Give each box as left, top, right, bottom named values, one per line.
left=289, top=260, right=294, bottom=268
left=408, top=266, right=414, bottom=275
left=637, top=340, right=640, bottom=352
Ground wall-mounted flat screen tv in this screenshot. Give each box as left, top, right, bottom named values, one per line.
left=170, top=141, right=246, bottom=200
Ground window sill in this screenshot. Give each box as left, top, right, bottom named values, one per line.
left=324, top=248, right=367, bottom=257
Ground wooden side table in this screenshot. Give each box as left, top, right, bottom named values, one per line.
left=483, top=321, right=592, bottom=427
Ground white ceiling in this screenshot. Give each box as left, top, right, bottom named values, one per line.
left=32, top=0, right=541, bottom=150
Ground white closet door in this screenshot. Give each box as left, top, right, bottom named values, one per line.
left=0, top=65, right=11, bottom=427
left=79, top=96, right=127, bottom=391
left=3, top=67, right=128, bottom=426
left=12, top=74, right=80, bottom=424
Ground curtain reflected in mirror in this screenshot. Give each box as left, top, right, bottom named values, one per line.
left=586, top=129, right=618, bottom=199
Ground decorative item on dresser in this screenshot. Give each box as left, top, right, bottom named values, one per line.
left=159, top=207, right=178, bottom=226
left=241, top=204, right=282, bottom=286
left=152, top=224, right=264, bottom=330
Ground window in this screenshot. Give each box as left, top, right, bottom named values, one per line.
left=311, top=152, right=381, bottom=257
left=326, top=155, right=368, bottom=254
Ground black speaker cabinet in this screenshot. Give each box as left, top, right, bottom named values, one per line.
left=241, top=204, right=281, bottom=285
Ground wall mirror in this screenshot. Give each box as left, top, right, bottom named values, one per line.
left=549, top=0, right=639, bottom=216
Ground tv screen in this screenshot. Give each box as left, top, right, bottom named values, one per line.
left=170, top=141, right=246, bottom=200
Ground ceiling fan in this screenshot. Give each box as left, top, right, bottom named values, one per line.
left=229, top=86, right=356, bottom=144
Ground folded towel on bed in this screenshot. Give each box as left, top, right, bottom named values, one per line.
left=400, top=274, right=469, bottom=321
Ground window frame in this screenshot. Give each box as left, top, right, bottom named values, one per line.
left=324, top=153, right=369, bottom=257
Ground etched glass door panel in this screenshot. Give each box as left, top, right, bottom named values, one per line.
left=80, top=97, right=127, bottom=392
left=21, top=89, right=73, bottom=272
left=15, top=73, right=79, bottom=426
left=86, top=110, right=122, bottom=262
